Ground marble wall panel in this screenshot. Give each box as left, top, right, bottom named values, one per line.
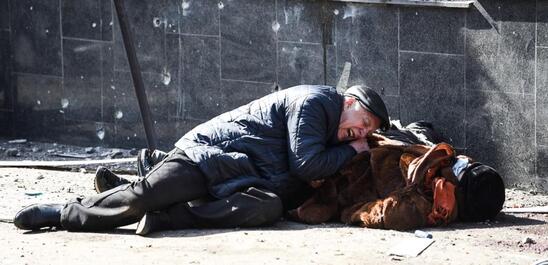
left=276, top=0, right=323, bottom=43
left=221, top=79, right=275, bottom=112
left=180, top=0, right=219, bottom=36
left=61, top=0, right=112, bottom=41
left=277, top=42, right=324, bottom=89
left=466, top=90, right=535, bottom=186
left=400, top=7, right=465, bottom=54
left=62, top=39, right=103, bottom=121
left=537, top=147, right=548, bottom=187
left=113, top=0, right=166, bottom=74
left=0, top=0, right=9, bottom=30
left=0, top=31, right=11, bottom=110
left=13, top=74, right=65, bottom=139
left=220, top=0, right=276, bottom=83
left=181, top=35, right=221, bottom=120
left=333, top=3, right=398, bottom=96
left=11, top=0, right=62, bottom=76
left=539, top=0, right=548, bottom=47
left=537, top=47, right=548, bottom=146
left=466, top=0, right=536, bottom=94
left=400, top=52, right=465, bottom=148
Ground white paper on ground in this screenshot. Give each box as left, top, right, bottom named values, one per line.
left=388, top=237, right=435, bottom=257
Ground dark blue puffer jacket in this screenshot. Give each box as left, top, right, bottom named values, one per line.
left=174, top=85, right=356, bottom=205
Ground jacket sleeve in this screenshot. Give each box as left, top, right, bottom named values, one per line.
left=286, top=95, right=357, bottom=182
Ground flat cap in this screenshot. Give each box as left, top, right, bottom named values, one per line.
left=344, top=85, right=390, bottom=131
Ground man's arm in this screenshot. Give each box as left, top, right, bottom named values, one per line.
left=286, top=95, right=356, bottom=182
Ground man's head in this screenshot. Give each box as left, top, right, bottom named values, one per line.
left=338, top=85, right=390, bottom=142
left=457, top=162, right=505, bottom=222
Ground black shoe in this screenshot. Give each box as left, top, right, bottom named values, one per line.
left=14, top=204, right=63, bottom=230
left=94, top=166, right=131, bottom=193
left=135, top=211, right=172, bottom=236
left=137, top=149, right=168, bottom=178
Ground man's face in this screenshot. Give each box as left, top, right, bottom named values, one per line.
left=337, top=98, right=382, bottom=142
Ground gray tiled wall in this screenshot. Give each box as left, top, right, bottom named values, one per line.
left=1, top=0, right=548, bottom=191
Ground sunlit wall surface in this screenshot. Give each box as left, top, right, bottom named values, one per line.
left=0, top=0, right=547, bottom=191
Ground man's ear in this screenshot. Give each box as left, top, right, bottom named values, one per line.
left=343, top=97, right=356, bottom=109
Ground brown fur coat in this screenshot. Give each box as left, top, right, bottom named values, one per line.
left=288, top=137, right=460, bottom=230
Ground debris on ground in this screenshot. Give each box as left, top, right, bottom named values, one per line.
left=5, top=148, right=19, bottom=157
left=0, top=137, right=547, bottom=264
left=8, top=139, right=27, bottom=144
left=0, top=138, right=138, bottom=174
left=84, top=147, right=96, bottom=154
left=388, top=237, right=435, bottom=257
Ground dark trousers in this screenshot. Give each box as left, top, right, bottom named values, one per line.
left=60, top=148, right=283, bottom=231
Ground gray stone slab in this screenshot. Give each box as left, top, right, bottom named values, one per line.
left=101, top=43, right=114, bottom=122
left=220, top=0, right=276, bottom=83
left=108, top=68, right=178, bottom=148
left=334, top=3, right=398, bottom=96
left=61, top=0, right=112, bottom=41
left=110, top=70, right=175, bottom=126
left=116, top=119, right=200, bottom=150
left=539, top=1, right=548, bottom=47
left=383, top=95, right=400, bottom=122
left=466, top=90, right=535, bottom=187
left=14, top=74, right=63, bottom=115
left=154, top=120, right=181, bottom=149
left=62, top=120, right=115, bottom=146
left=0, top=0, right=8, bottom=30
left=113, top=1, right=166, bottom=74
left=107, top=71, right=140, bottom=125
left=11, top=0, right=62, bottom=76
left=399, top=52, right=465, bottom=148
left=276, top=0, right=323, bottom=43
left=221, top=80, right=275, bottom=112
left=465, top=0, right=535, bottom=94
left=166, top=34, right=181, bottom=119
left=13, top=74, right=65, bottom=139
left=400, top=7, right=465, bottom=54
left=0, top=31, right=11, bottom=110
left=538, top=146, right=548, bottom=180
left=62, top=39, right=103, bottom=122
left=180, top=0, right=219, bottom=36
left=181, top=35, right=221, bottom=120
left=165, top=0, right=180, bottom=34
left=100, top=0, right=112, bottom=41
left=114, top=121, right=146, bottom=149
left=277, top=42, right=324, bottom=89
left=0, top=111, right=13, bottom=136
left=325, top=44, right=337, bottom=87
left=537, top=47, right=548, bottom=146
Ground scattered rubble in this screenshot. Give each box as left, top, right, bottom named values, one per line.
left=31, top=147, right=42, bottom=153
left=0, top=137, right=138, bottom=174
left=5, top=148, right=19, bottom=157
left=85, top=147, right=96, bottom=154
left=523, top=237, right=536, bottom=245
left=8, top=139, right=27, bottom=144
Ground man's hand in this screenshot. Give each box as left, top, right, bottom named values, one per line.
left=309, top=179, right=325, bottom=188
left=349, top=138, right=371, bottom=153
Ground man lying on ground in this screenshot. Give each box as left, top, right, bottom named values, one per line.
left=14, top=84, right=390, bottom=235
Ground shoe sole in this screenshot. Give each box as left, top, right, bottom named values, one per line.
left=94, top=167, right=107, bottom=193
left=137, top=149, right=150, bottom=178
left=135, top=213, right=151, bottom=236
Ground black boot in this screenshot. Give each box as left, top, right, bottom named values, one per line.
left=135, top=211, right=173, bottom=236
left=14, top=204, right=63, bottom=230
left=94, top=166, right=131, bottom=193
left=137, top=149, right=168, bottom=178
